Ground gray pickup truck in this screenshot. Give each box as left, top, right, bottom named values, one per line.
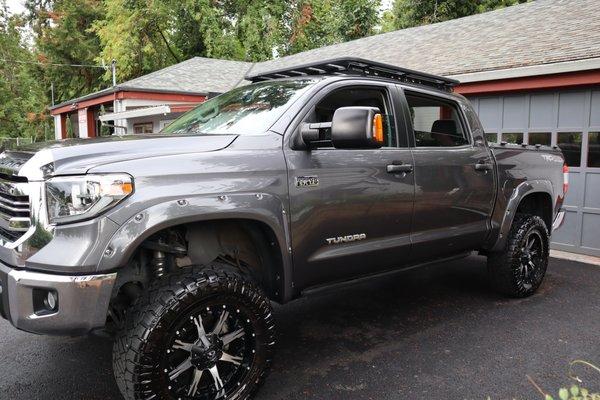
left=0, top=58, right=566, bottom=400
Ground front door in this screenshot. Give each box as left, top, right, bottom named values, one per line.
left=284, top=82, right=415, bottom=290
left=400, top=89, right=496, bottom=262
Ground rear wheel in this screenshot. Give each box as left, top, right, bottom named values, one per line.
left=113, top=263, right=275, bottom=400
left=488, top=214, right=549, bottom=297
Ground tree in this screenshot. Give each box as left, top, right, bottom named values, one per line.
left=0, top=0, right=51, bottom=141
left=91, top=0, right=382, bottom=80
left=337, top=0, right=381, bottom=41
left=25, top=0, right=106, bottom=103
left=284, top=0, right=381, bottom=54
left=92, top=0, right=289, bottom=82
left=387, top=0, right=528, bottom=30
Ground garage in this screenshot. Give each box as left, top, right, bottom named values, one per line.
left=467, top=90, right=600, bottom=256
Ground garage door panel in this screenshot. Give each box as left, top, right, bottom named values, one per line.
left=558, top=92, right=586, bottom=128
left=503, top=96, right=527, bottom=129
left=552, top=210, right=579, bottom=246
left=529, top=93, right=555, bottom=129
left=584, top=173, right=600, bottom=209
left=478, top=97, right=500, bottom=131
left=581, top=213, right=600, bottom=250
left=564, top=171, right=583, bottom=207
left=591, top=90, right=600, bottom=127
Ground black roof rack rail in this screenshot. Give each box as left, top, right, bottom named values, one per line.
left=245, top=57, right=460, bottom=92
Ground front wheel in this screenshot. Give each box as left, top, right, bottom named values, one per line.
left=113, top=263, right=275, bottom=400
left=488, top=214, right=549, bottom=297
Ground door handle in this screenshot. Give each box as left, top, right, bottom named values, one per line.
left=474, top=162, right=493, bottom=171
left=387, top=164, right=413, bottom=174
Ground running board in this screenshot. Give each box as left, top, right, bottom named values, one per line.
left=301, top=251, right=473, bottom=297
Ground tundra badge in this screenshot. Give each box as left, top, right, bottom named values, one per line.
left=326, top=233, right=367, bottom=245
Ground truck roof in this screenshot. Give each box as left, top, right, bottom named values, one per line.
left=245, top=57, right=460, bottom=93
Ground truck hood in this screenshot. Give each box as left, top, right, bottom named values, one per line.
left=0, top=134, right=238, bottom=180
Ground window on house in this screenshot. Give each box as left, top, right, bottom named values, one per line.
left=528, top=132, right=551, bottom=146
left=405, top=93, right=468, bottom=147
left=557, top=132, right=582, bottom=167
left=134, top=122, right=153, bottom=134
left=588, top=132, right=600, bottom=168
left=503, top=132, right=524, bottom=144
left=485, top=132, right=498, bottom=143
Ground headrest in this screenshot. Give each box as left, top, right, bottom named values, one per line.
left=431, top=119, right=457, bottom=136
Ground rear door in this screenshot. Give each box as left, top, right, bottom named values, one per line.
left=284, top=81, right=415, bottom=289
left=399, top=88, right=496, bottom=261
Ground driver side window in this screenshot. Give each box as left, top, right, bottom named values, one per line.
left=305, top=86, right=399, bottom=148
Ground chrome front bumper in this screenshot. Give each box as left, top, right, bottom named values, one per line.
left=0, top=262, right=116, bottom=335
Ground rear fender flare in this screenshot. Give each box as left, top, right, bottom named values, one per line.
left=490, top=179, right=554, bottom=252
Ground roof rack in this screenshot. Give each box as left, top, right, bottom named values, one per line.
left=245, top=57, right=460, bottom=92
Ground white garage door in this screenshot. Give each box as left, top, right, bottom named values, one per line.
left=468, top=88, right=600, bottom=257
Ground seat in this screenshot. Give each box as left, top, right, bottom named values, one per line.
left=431, top=119, right=460, bottom=146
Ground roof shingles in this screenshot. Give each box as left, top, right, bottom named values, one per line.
left=252, top=0, right=600, bottom=77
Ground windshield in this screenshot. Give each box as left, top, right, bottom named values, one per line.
left=161, top=79, right=319, bottom=135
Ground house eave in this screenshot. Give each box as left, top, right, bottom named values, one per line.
left=448, top=57, right=600, bottom=83
left=49, top=86, right=209, bottom=114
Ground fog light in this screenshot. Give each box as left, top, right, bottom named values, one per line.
left=46, top=291, right=58, bottom=311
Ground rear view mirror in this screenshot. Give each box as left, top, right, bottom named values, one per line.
left=331, top=107, right=384, bottom=149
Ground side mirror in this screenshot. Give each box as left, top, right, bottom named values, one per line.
left=331, top=107, right=384, bottom=149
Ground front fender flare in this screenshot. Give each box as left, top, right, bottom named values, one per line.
left=97, top=193, right=293, bottom=301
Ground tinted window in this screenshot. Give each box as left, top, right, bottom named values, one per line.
left=528, top=132, right=551, bottom=146
left=405, top=93, right=468, bottom=147
left=557, top=132, right=582, bottom=167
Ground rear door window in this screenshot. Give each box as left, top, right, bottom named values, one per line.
left=404, top=92, right=469, bottom=147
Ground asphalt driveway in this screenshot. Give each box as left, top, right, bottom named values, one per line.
left=1, top=255, right=599, bottom=399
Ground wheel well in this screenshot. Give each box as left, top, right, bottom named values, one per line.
left=111, top=219, right=285, bottom=318
left=516, top=192, right=553, bottom=232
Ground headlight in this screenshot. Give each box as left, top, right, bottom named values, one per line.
left=45, top=174, right=134, bottom=224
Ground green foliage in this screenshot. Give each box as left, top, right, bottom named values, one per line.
left=26, top=0, right=106, bottom=103
left=92, top=0, right=289, bottom=82
left=387, top=0, right=527, bottom=30
left=543, top=385, right=600, bottom=400
left=522, top=361, right=600, bottom=400
left=92, top=0, right=382, bottom=79
left=284, top=0, right=380, bottom=54
left=0, top=0, right=51, bottom=140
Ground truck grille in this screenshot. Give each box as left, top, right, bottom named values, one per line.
left=0, top=173, right=30, bottom=243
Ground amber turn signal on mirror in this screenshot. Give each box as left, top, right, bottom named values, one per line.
left=372, top=113, right=384, bottom=144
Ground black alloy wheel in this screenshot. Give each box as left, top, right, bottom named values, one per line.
left=113, top=264, right=275, bottom=400
left=164, top=301, right=256, bottom=399
left=488, top=214, right=549, bottom=297
left=517, top=229, right=545, bottom=291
